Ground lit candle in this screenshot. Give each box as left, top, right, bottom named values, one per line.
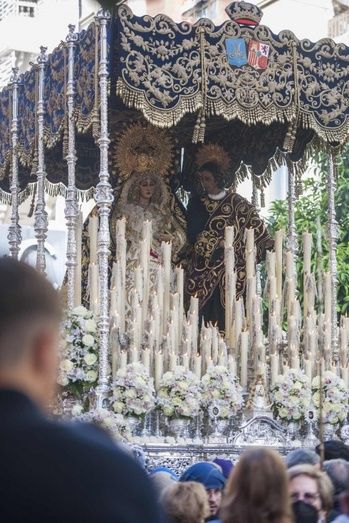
left=120, top=350, right=127, bottom=371
left=89, top=262, right=99, bottom=316
left=88, top=215, right=98, bottom=265
left=341, top=366, right=349, bottom=388
left=225, top=225, right=234, bottom=247
left=274, top=229, right=284, bottom=301
left=270, top=352, right=279, bottom=386
left=162, top=242, right=172, bottom=333
left=155, top=352, right=163, bottom=390
left=74, top=210, right=83, bottom=306
left=194, top=353, right=202, bottom=379
left=305, top=358, right=312, bottom=383
left=175, top=267, right=184, bottom=339
left=169, top=351, right=177, bottom=372
left=115, top=218, right=126, bottom=334
left=142, top=348, right=150, bottom=374
left=240, top=331, right=249, bottom=388
left=182, top=352, right=189, bottom=370
left=245, top=228, right=255, bottom=279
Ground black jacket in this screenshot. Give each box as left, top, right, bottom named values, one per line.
left=0, top=389, right=162, bottom=523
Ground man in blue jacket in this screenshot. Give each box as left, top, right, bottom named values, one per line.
left=180, top=462, right=226, bottom=522
left=0, top=257, right=162, bottom=523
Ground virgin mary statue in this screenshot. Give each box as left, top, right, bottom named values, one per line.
left=80, top=123, right=187, bottom=305
left=111, top=170, right=186, bottom=269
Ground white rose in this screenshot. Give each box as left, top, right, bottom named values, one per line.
left=278, top=407, right=288, bottom=419
left=86, top=370, right=98, bottom=382
left=57, top=375, right=69, bottom=387
left=73, top=306, right=87, bottom=317
left=85, top=319, right=96, bottom=333
left=60, top=359, right=74, bottom=372
left=71, top=404, right=83, bottom=416
left=82, top=334, right=95, bottom=347
left=113, top=401, right=124, bottom=414
left=125, top=389, right=137, bottom=399
left=163, top=406, right=174, bottom=417
left=84, top=353, right=97, bottom=366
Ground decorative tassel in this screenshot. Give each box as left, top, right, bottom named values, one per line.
left=260, top=187, right=265, bottom=208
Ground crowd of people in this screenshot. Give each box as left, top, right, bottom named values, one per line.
left=1, top=257, right=349, bottom=523
left=148, top=444, right=349, bottom=523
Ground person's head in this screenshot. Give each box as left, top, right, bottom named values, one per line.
left=198, top=162, right=225, bottom=195
left=161, top=481, right=210, bottom=523
left=286, top=449, right=321, bottom=469
left=288, top=464, right=333, bottom=522
left=323, top=459, right=349, bottom=499
left=221, top=448, right=292, bottom=523
left=180, top=462, right=226, bottom=518
left=151, top=471, right=177, bottom=499
left=0, top=257, right=61, bottom=407
left=316, top=440, right=349, bottom=462
left=212, top=458, right=234, bottom=479
left=292, top=500, right=318, bottom=523
left=139, top=173, right=156, bottom=202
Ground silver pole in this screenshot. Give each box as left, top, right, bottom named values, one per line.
left=34, top=47, right=48, bottom=274
left=65, top=25, right=78, bottom=311
left=95, top=10, right=113, bottom=409
left=327, top=151, right=338, bottom=359
left=8, top=67, right=22, bottom=259
left=287, top=161, right=297, bottom=266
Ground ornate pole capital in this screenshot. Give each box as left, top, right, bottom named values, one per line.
left=96, top=9, right=112, bottom=22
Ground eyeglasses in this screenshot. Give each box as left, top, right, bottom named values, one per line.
left=290, top=491, right=320, bottom=504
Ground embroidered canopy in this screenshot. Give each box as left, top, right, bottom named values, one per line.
left=0, top=1, right=348, bottom=198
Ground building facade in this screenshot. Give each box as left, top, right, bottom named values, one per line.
left=329, top=0, right=349, bottom=43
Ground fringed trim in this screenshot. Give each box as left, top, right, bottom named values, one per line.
left=116, top=79, right=349, bottom=146
left=234, top=148, right=285, bottom=190
left=116, top=80, right=203, bottom=129
left=0, top=180, right=96, bottom=205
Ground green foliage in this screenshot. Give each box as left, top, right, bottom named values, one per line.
left=268, top=149, right=349, bottom=315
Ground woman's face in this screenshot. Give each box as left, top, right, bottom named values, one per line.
left=139, top=177, right=156, bottom=201
left=289, top=475, right=322, bottom=514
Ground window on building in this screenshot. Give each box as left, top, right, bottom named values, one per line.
left=18, top=1, right=39, bottom=18
left=195, top=0, right=217, bottom=19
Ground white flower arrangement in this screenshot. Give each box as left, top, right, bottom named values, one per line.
left=201, top=366, right=244, bottom=418
left=111, top=362, right=156, bottom=417
left=312, top=371, right=348, bottom=426
left=78, top=408, right=130, bottom=441
left=271, top=369, right=311, bottom=422
left=158, top=366, right=202, bottom=419
left=57, top=306, right=99, bottom=396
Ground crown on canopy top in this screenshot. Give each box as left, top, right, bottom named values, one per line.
left=225, top=1, right=263, bottom=25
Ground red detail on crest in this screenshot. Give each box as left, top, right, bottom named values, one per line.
left=235, top=18, right=258, bottom=27
left=248, top=40, right=270, bottom=70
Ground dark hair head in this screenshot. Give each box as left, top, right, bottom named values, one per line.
left=286, top=449, right=320, bottom=469
left=324, top=459, right=349, bottom=497
left=0, top=257, right=61, bottom=366
left=198, top=161, right=225, bottom=190
left=316, top=440, right=349, bottom=462
left=221, top=448, right=292, bottom=523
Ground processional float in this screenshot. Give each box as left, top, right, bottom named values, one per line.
left=1, top=1, right=349, bottom=467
